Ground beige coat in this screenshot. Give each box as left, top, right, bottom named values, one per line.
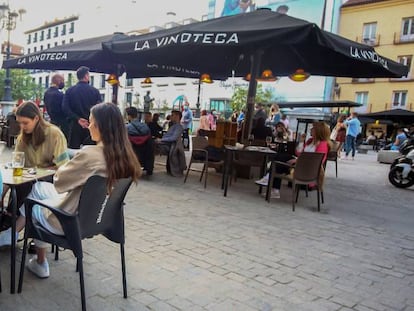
left=47, top=144, right=107, bottom=231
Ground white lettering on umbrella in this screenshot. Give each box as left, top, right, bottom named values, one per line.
left=27, top=52, right=68, bottom=63
left=17, top=52, right=68, bottom=64
left=134, top=32, right=239, bottom=51
left=350, top=46, right=388, bottom=69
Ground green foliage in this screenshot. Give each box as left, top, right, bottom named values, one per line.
left=230, top=84, right=273, bottom=112
left=0, top=69, right=44, bottom=101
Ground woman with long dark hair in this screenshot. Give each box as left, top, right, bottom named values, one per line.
left=0, top=103, right=141, bottom=278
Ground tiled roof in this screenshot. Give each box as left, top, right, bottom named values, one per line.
left=342, top=0, right=389, bottom=8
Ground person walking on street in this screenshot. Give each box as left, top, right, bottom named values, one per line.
left=143, top=91, right=154, bottom=113
left=344, top=112, right=361, bottom=160
left=181, top=102, right=193, bottom=149
left=62, top=66, right=102, bottom=149
left=43, top=73, right=70, bottom=140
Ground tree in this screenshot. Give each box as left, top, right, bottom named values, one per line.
left=230, top=84, right=273, bottom=112
left=0, top=69, right=43, bottom=101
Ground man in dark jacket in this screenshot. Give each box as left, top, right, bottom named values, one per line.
left=43, top=73, right=70, bottom=140
left=62, top=66, right=102, bottom=148
left=126, top=107, right=154, bottom=176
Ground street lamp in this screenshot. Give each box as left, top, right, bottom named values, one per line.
left=0, top=3, right=24, bottom=105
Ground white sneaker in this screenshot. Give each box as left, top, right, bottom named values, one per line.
left=255, top=176, right=269, bottom=186
left=27, top=256, right=50, bottom=278
left=270, top=189, right=281, bottom=199
left=0, top=228, right=19, bottom=247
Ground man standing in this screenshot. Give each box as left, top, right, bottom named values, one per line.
left=181, top=102, right=193, bottom=149
left=62, top=66, right=102, bottom=148
left=43, top=73, right=70, bottom=140
left=143, top=90, right=154, bottom=113
left=344, top=112, right=361, bottom=160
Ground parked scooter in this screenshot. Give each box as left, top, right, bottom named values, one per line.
left=388, top=131, right=414, bottom=188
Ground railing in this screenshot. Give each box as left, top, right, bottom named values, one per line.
left=351, top=77, right=375, bottom=83
left=356, top=35, right=380, bottom=46
left=393, top=32, right=414, bottom=44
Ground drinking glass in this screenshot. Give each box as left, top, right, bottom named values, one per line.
left=12, top=151, right=25, bottom=177
left=265, top=136, right=272, bottom=147
left=248, top=134, right=254, bottom=145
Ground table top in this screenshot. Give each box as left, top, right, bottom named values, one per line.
left=1, top=167, right=56, bottom=186
left=224, top=145, right=276, bottom=154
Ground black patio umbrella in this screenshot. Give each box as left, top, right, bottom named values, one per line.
left=103, top=9, right=408, bottom=138
left=360, top=109, right=414, bottom=124
left=2, top=32, right=128, bottom=75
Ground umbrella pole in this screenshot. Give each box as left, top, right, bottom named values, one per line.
left=242, top=50, right=262, bottom=143
left=111, top=84, right=118, bottom=105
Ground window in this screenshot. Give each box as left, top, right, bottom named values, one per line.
left=40, top=45, right=43, bottom=51
left=68, top=73, right=73, bottom=86
left=40, top=30, right=44, bottom=41
left=27, top=34, right=31, bottom=44
left=401, top=17, right=414, bottom=41
left=392, top=91, right=407, bottom=108
left=33, top=47, right=37, bottom=52
left=355, top=92, right=368, bottom=106
left=61, top=24, right=66, bottom=36
left=62, top=40, right=65, bottom=45
left=100, top=75, right=106, bottom=88
left=54, top=26, right=58, bottom=37
left=69, top=38, right=74, bottom=43
left=47, top=28, right=51, bottom=39
left=90, top=76, right=95, bottom=87
left=45, top=76, right=49, bottom=88
left=54, top=42, right=58, bottom=47
left=33, top=33, right=38, bottom=43
left=69, top=22, right=75, bottom=34
left=27, top=48, right=30, bottom=54
left=126, top=93, right=132, bottom=106
left=47, top=43, right=50, bottom=49
left=397, top=55, right=412, bottom=79
left=38, top=76, right=43, bottom=86
left=362, top=22, right=377, bottom=45
left=126, top=78, right=133, bottom=87
left=100, top=93, right=105, bottom=102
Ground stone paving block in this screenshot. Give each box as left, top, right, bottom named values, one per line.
left=148, top=300, right=180, bottom=311
left=206, top=298, right=257, bottom=311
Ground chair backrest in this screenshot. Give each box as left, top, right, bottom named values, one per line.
left=294, top=152, right=325, bottom=183
left=327, top=141, right=339, bottom=161
left=8, top=117, right=20, bottom=136
left=78, top=176, right=133, bottom=243
left=192, top=136, right=209, bottom=150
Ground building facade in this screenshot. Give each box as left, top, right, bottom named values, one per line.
left=336, top=0, right=414, bottom=113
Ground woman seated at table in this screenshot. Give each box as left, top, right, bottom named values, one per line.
left=0, top=103, right=141, bottom=278
left=255, top=121, right=331, bottom=199
left=0, top=101, right=70, bottom=246
left=274, top=122, right=289, bottom=143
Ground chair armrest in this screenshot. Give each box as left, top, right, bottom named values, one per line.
left=192, top=148, right=208, bottom=160
left=272, top=160, right=294, bottom=168
left=24, top=197, right=78, bottom=237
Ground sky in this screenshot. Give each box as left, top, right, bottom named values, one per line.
left=9, top=0, right=208, bottom=45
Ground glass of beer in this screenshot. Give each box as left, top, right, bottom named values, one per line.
left=12, top=151, right=25, bottom=177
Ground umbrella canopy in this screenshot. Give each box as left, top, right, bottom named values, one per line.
left=2, top=32, right=128, bottom=74
left=103, top=9, right=408, bottom=79
left=360, top=109, right=414, bottom=124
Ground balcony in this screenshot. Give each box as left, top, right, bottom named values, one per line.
left=352, top=77, right=375, bottom=83
left=393, top=32, right=414, bottom=45
left=356, top=35, right=380, bottom=46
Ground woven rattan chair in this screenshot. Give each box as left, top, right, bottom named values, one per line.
left=184, top=136, right=223, bottom=188
left=267, top=152, right=325, bottom=211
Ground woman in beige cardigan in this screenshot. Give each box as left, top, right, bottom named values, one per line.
left=1, top=103, right=141, bottom=278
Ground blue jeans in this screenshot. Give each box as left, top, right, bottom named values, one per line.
left=345, top=135, right=356, bottom=157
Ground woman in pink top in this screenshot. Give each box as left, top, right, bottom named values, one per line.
left=197, top=109, right=211, bottom=136
left=267, top=121, right=331, bottom=199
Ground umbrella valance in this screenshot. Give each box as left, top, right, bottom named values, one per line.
left=103, top=9, right=408, bottom=79
left=360, top=109, right=414, bottom=124
left=2, top=32, right=128, bottom=74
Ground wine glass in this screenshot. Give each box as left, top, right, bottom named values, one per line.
left=248, top=134, right=254, bottom=145
left=265, top=136, right=272, bottom=147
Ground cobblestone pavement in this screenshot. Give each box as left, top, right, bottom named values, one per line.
left=0, top=149, right=413, bottom=311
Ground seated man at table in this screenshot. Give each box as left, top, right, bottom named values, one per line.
left=154, top=110, right=187, bottom=176
left=125, top=107, right=154, bottom=176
